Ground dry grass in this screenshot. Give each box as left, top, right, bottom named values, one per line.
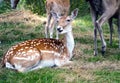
left=0, top=10, right=46, bottom=27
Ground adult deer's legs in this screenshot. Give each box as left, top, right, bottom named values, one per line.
left=49, top=18, right=59, bottom=39
left=108, top=18, right=113, bottom=45
left=45, top=13, right=52, bottom=38
left=49, top=18, right=55, bottom=38
left=55, top=25, right=59, bottom=39
left=90, top=6, right=98, bottom=56
left=96, top=9, right=116, bottom=55
left=10, top=0, right=19, bottom=9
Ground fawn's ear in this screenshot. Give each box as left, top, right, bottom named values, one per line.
left=70, top=8, right=79, bottom=19
left=51, top=11, right=60, bottom=19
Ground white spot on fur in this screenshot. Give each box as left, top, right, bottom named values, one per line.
left=28, top=49, right=33, bottom=53
left=30, top=47, right=33, bottom=49
left=25, top=47, right=28, bottom=49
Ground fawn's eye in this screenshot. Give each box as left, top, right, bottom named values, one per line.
left=66, top=19, right=71, bottom=22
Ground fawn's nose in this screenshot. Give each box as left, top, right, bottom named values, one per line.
left=57, top=26, right=63, bottom=32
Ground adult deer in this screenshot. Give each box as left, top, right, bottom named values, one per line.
left=86, top=0, right=120, bottom=55
left=10, top=0, right=19, bottom=9
left=1, top=8, right=78, bottom=72
left=45, top=0, right=70, bottom=39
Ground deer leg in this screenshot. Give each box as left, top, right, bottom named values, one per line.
left=11, top=0, right=15, bottom=9
left=90, top=6, right=98, bottom=56
left=28, top=62, right=43, bottom=72
left=45, top=13, right=52, bottom=38
left=55, top=24, right=59, bottom=39
left=49, top=18, right=59, bottom=39
left=94, top=21, right=98, bottom=56
left=14, top=0, right=19, bottom=8
left=29, top=59, right=56, bottom=71
left=49, top=18, right=55, bottom=38
left=108, top=18, right=113, bottom=45
left=96, top=20, right=106, bottom=55
left=10, top=0, right=19, bottom=9
left=96, top=10, right=116, bottom=55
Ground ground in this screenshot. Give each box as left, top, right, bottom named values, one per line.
left=0, top=10, right=120, bottom=83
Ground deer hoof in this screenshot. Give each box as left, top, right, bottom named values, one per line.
left=101, top=46, right=106, bottom=56
left=101, top=50, right=105, bottom=56
left=94, top=51, right=98, bottom=56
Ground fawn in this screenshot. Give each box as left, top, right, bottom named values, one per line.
left=2, top=8, right=78, bottom=72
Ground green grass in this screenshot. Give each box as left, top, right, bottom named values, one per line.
left=94, top=69, right=120, bottom=83
left=0, top=68, right=66, bottom=83
left=0, top=2, right=120, bottom=83
left=0, top=68, right=95, bottom=83
left=0, top=1, right=11, bottom=14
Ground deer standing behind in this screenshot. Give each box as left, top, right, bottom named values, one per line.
left=87, top=0, right=120, bottom=55
left=45, top=0, right=70, bottom=39
left=1, top=9, right=78, bottom=72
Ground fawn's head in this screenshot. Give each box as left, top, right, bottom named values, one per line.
left=51, top=8, right=79, bottom=34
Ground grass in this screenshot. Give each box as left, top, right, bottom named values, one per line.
left=0, top=1, right=11, bottom=14
left=0, top=2, right=120, bottom=83
left=0, top=68, right=69, bottom=83
left=94, top=69, right=120, bottom=83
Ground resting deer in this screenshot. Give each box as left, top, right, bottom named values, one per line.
left=1, top=8, right=78, bottom=72
left=45, top=0, right=70, bottom=39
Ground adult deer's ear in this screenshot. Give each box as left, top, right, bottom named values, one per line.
left=51, top=11, right=60, bottom=19
left=71, top=8, right=79, bottom=19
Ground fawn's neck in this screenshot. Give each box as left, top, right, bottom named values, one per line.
left=64, top=26, right=74, bottom=59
